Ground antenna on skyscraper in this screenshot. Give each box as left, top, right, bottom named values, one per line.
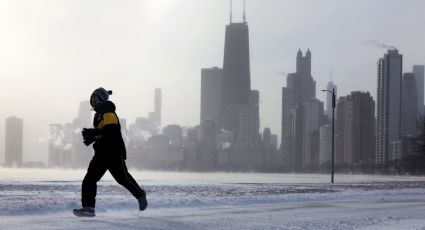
left=330, top=69, right=333, bottom=82
left=243, top=0, right=246, bottom=23
left=230, top=0, right=233, bottom=23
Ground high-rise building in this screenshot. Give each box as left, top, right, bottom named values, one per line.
left=302, top=98, right=324, bottom=168
left=148, top=88, right=162, bottom=128
left=336, top=96, right=347, bottom=165
left=75, top=101, right=91, bottom=127
left=337, top=92, right=375, bottom=166
left=221, top=20, right=250, bottom=106
left=390, top=136, right=417, bottom=161
left=262, top=128, right=274, bottom=168
left=413, top=65, right=425, bottom=117
left=376, top=49, right=402, bottom=166
left=217, top=5, right=261, bottom=170
left=401, top=73, right=418, bottom=137
left=155, top=88, right=162, bottom=126
left=281, top=49, right=317, bottom=170
left=201, top=120, right=217, bottom=170
left=319, top=124, right=332, bottom=165
left=5, top=116, right=23, bottom=167
left=325, top=81, right=337, bottom=121
left=183, top=127, right=201, bottom=170
left=290, top=106, right=305, bottom=171
left=281, top=87, right=295, bottom=161
left=201, top=67, right=223, bottom=124
left=343, top=92, right=375, bottom=165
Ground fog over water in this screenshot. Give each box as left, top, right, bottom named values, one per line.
left=1, top=167, right=425, bottom=184
left=0, top=0, right=424, bottom=164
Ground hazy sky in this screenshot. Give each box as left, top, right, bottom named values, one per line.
left=0, top=0, right=424, bottom=163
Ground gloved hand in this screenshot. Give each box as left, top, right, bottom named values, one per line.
left=82, top=128, right=96, bottom=146
left=83, top=136, right=95, bottom=146
left=82, top=128, right=96, bottom=138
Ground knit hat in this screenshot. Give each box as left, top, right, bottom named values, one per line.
left=90, top=87, right=112, bottom=108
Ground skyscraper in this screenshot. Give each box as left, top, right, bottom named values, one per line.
left=221, top=17, right=250, bottom=106
left=302, top=98, right=324, bottom=168
left=5, top=116, right=23, bottom=167
left=336, top=96, right=347, bottom=165
left=75, top=101, right=91, bottom=127
left=290, top=105, right=305, bottom=171
left=201, top=120, right=217, bottom=170
left=218, top=4, right=261, bottom=169
left=401, top=73, right=418, bottom=136
left=220, top=19, right=253, bottom=131
left=413, top=65, right=425, bottom=117
left=148, top=88, right=162, bottom=127
left=319, top=124, right=332, bottom=165
left=201, top=67, right=223, bottom=124
left=336, top=92, right=375, bottom=166
left=344, top=92, right=376, bottom=165
left=376, top=49, right=403, bottom=166
left=281, top=49, right=317, bottom=170
left=155, top=88, right=162, bottom=126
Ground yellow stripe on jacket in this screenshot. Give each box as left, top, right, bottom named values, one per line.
left=95, top=113, right=119, bottom=140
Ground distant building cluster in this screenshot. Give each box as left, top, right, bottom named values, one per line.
left=5, top=16, right=260, bottom=171
left=3, top=5, right=424, bottom=174
left=280, top=48, right=424, bottom=172
left=48, top=101, right=92, bottom=168
left=375, top=50, right=424, bottom=168
left=48, top=89, right=168, bottom=170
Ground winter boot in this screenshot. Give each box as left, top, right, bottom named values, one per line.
left=73, top=207, right=95, bottom=217
left=138, top=194, right=148, bottom=211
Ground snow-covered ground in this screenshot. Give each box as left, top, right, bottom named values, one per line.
left=1, top=168, right=425, bottom=229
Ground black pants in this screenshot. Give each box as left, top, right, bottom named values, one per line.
left=81, top=154, right=145, bottom=208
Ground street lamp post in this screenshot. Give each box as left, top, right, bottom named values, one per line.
left=322, top=88, right=336, bottom=184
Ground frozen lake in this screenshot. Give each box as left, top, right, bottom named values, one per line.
left=1, top=168, right=425, bottom=229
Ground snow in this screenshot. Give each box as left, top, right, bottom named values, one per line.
left=1, top=168, right=425, bottom=229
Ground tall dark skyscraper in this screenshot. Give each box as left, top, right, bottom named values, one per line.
left=376, top=49, right=402, bottom=166
left=221, top=8, right=250, bottom=106
left=214, top=2, right=261, bottom=169
left=219, top=18, right=252, bottom=131
left=5, top=116, right=23, bottom=167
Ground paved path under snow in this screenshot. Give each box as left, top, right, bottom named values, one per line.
left=1, top=180, right=425, bottom=229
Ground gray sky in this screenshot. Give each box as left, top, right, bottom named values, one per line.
left=0, top=0, right=424, bottom=163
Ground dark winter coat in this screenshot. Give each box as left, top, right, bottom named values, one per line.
left=92, top=101, right=127, bottom=159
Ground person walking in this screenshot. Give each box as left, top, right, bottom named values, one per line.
left=73, top=87, right=148, bottom=217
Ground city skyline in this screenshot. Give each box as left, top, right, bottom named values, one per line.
left=0, top=0, right=424, bottom=164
